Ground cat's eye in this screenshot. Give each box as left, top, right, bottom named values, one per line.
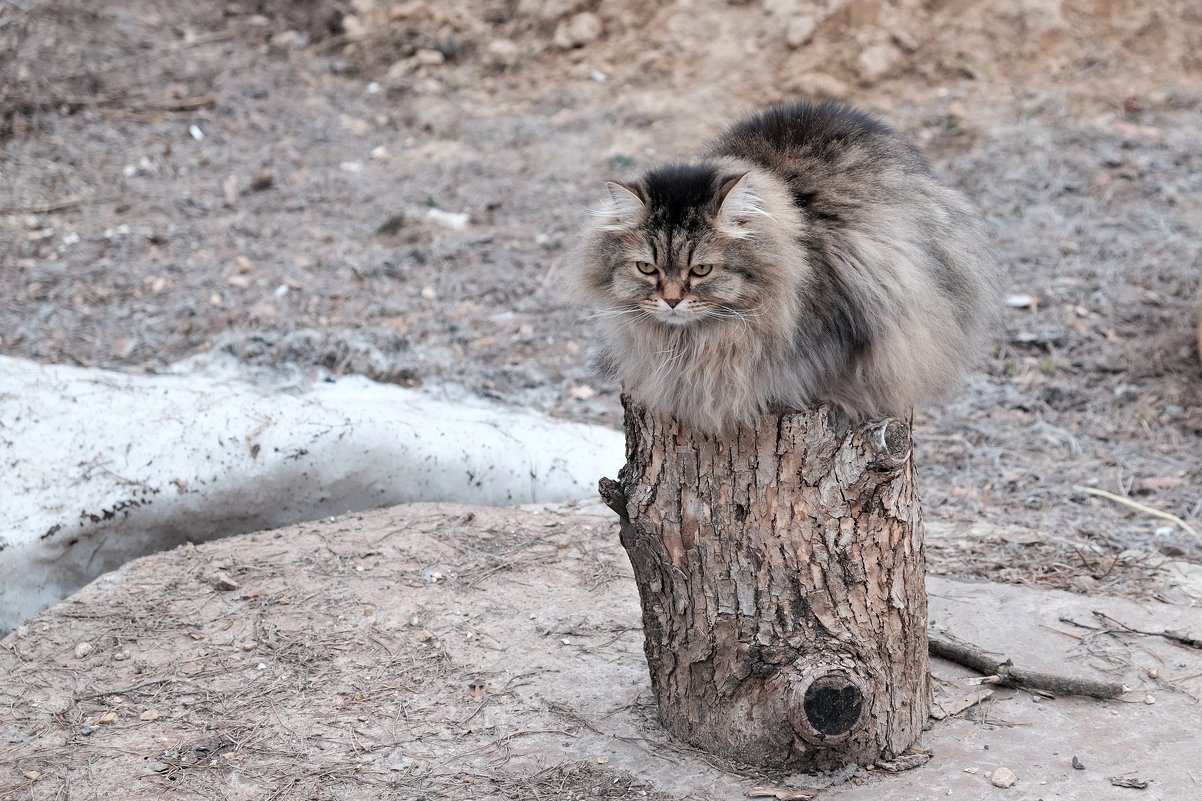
left=635, top=261, right=656, bottom=275
left=690, top=264, right=714, bottom=277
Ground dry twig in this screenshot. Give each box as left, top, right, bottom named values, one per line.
left=1075, top=486, right=1199, bottom=538
left=928, top=633, right=1126, bottom=699
left=1091, top=611, right=1202, bottom=650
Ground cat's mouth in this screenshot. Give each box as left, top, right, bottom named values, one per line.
left=654, top=302, right=694, bottom=326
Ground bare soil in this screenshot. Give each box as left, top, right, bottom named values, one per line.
left=3, top=504, right=1201, bottom=800
left=3, top=0, right=1202, bottom=593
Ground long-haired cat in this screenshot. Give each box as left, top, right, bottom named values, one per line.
left=573, top=100, right=999, bottom=434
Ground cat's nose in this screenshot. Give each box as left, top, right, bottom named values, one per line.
left=664, top=298, right=681, bottom=308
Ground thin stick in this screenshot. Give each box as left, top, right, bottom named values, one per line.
left=0, top=195, right=125, bottom=216
left=928, top=633, right=1126, bottom=699
left=1092, top=611, right=1202, bottom=650
left=1074, top=485, right=1199, bottom=538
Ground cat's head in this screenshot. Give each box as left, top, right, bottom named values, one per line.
left=576, top=162, right=802, bottom=328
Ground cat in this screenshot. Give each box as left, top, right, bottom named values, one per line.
left=572, top=99, right=999, bottom=434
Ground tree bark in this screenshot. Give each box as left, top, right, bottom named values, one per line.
left=600, top=397, right=929, bottom=770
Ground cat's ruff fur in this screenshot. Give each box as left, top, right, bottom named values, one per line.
left=574, top=100, right=998, bottom=434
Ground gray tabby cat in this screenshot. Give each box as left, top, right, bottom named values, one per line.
left=574, top=100, right=998, bottom=434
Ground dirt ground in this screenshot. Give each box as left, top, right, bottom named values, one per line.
left=3, top=504, right=1201, bottom=801
left=3, top=0, right=1202, bottom=594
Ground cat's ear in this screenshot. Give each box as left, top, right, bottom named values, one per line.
left=591, top=181, right=646, bottom=230
left=714, top=172, right=772, bottom=238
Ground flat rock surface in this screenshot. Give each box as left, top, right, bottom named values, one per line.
left=3, top=504, right=1200, bottom=800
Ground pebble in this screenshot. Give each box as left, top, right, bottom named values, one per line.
left=991, top=767, right=1017, bottom=788
left=554, top=12, right=603, bottom=50
left=856, top=42, right=903, bottom=83
left=80, top=726, right=93, bottom=736
left=425, top=208, right=469, bottom=230
left=209, top=571, right=239, bottom=591
left=413, top=48, right=445, bottom=66
left=74, top=642, right=93, bottom=659
left=23, top=770, right=40, bottom=780
left=249, top=171, right=274, bottom=192
left=98, top=711, right=118, bottom=724
left=140, top=710, right=159, bottom=721
left=486, top=39, right=521, bottom=68
left=785, top=15, right=817, bottom=48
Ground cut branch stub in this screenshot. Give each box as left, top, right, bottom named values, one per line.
left=603, top=397, right=930, bottom=769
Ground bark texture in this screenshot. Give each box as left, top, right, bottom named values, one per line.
left=600, top=398, right=929, bottom=769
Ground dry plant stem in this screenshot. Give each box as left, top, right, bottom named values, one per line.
left=0, top=194, right=125, bottom=216
left=928, top=633, right=1126, bottom=699
left=1074, top=485, right=1200, bottom=538
left=602, top=397, right=929, bottom=770
left=1090, top=611, right=1202, bottom=650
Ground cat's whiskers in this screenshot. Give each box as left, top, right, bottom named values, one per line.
left=582, top=307, right=643, bottom=320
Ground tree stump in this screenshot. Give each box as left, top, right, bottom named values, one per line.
left=599, top=397, right=929, bottom=770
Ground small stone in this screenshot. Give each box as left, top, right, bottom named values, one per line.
left=79, top=726, right=93, bottom=736
left=785, top=15, right=817, bottom=48
left=425, top=208, right=469, bottom=230
left=249, top=171, right=274, bottom=191
left=113, top=648, right=130, bottom=661
left=209, top=571, right=239, bottom=591
left=596, top=755, right=609, bottom=764
left=376, top=212, right=407, bottom=236
left=23, top=770, right=40, bottom=780
left=139, top=710, right=159, bottom=721
left=414, top=48, right=445, bottom=66
left=487, top=39, right=522, bottom=68
left=1143, top=694, right=1156, bottom=704
left=1072, top=755, right=1085, bottom=770
left=74, top=642, right=93, bottom=659
left=269, top=29, right=305, bottom=50
left=98, top=711, right=118, bottom=725
left=991, top=767, right=1017, bottom=788
left=1069, top=575, right=1099, bottom=593
left=240, top=641, right=257, bottom=651
left=554, top=12, right=603, bottom=49
left=963, top=767, right=979, bottom=774
left=419, top=629, right=433, bottom=642
left=856, top=42, right=903, bottom=83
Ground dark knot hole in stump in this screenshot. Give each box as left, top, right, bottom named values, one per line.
left=802, top=676, right=864, bottom=737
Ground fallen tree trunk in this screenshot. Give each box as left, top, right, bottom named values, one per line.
left=600, top=398, right=929, bottom=769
